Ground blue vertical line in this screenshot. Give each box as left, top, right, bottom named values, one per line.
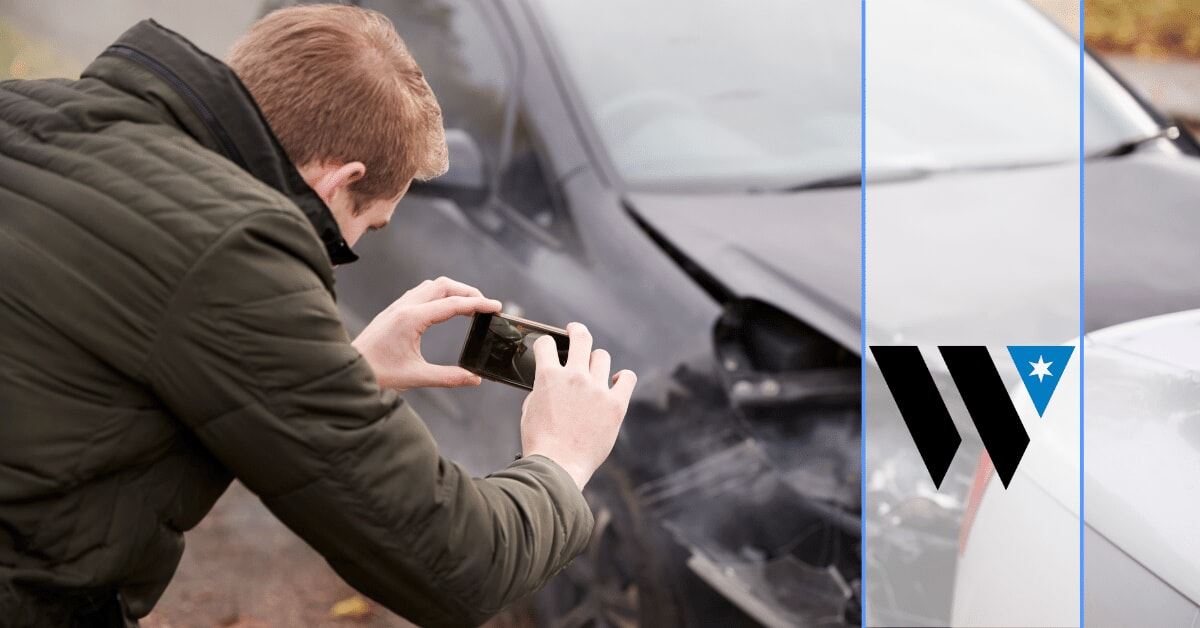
left=859, top=1, right=867, bottom=627
left=1078, top=0, right=1087, bottom=626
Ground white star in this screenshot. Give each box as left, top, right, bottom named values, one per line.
left=1029, top=356, right=1054, bottom=383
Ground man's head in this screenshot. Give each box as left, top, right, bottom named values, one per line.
left=228, top=4, right=447, bottom=247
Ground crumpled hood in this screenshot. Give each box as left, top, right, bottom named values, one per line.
left=626, top=187, right=860, bottom=351
left=628, top=151, right=1200, bottom=352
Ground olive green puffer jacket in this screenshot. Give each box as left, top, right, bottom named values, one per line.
left=0, top=20, right=591, bottom=627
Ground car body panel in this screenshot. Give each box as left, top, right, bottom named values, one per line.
left=1083, top=527, right=1200, bottom=628
left=953, top=310, right=1200, bottom=624
left=950, top=466, right=1079, bottom=627
left=1079, top=312, right=1200, bottom=606
left=626, top=190, right=860, bottom=352
left=1084, top=152, right=1200, bottom=330
left=634, top=150, right=1200, bottom=360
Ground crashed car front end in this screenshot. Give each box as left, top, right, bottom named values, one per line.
left=592, top=297, right=863, bottom=626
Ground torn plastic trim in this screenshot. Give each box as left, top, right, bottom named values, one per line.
left=637, top=440, right=861, bottom=626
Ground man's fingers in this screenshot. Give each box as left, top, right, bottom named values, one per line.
left=610, top=369, right=638, bottom=410
left=589, top=349, right=611, bottom=385
left=565, top=322, right=592, bottom=370
left=401, top=276, right=486, bottom=305
left=416, top=364, right=483, bottom=388
left=416, top=295, right=502, bottom=327
left=532, top=334, right=562, bottom=374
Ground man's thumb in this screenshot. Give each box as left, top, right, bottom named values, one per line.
left=419, top=364, right=483, bottom=388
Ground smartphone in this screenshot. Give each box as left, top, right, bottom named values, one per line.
left=458, top=312, right=570, bottom=390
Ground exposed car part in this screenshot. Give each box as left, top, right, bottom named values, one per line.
left=541, top=297, right=862, bottom=626
left=715, top=299, right=858, bottom=408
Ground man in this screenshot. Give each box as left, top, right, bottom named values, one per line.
left=0, top=5, right=635, bottom=626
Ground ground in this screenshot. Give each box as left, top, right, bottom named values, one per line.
left=142, top=482, right=534, bottom=628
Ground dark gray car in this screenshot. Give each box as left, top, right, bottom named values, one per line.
left=327, top=1, right=861, bottom=625
left=302, top=0, right=1200, bottom=625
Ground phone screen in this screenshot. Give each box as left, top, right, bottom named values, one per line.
left=458, top=312, right=570, bottom=390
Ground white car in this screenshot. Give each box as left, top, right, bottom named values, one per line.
left=952, top=310, right=1200, bottom=627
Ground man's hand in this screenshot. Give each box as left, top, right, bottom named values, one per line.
left=520, top=322, right=637, bottom=490
left=353, top=277, right=501, bottom=390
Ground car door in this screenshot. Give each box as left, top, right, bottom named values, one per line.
left=335, top=0, right=576, bottom=473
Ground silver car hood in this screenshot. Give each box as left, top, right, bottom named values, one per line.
left=1023, top=310, right=1200, bottom=605
left=1082, top=312, right=1200, bottom=605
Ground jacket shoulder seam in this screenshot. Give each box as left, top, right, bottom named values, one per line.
left=133, top=209, right=295, bottom=382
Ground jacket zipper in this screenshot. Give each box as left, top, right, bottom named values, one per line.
left=103, top=44, right=247, bottom=169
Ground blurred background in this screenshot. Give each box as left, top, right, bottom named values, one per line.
left=6, top=0, right=1199, bottom=131
left=1086, top=0, right=1200, bottom=131
left=1036, top=0, right=1200, bottom=131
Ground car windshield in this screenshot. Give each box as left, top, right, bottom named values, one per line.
left=534, top=0, right=1160, bottom=192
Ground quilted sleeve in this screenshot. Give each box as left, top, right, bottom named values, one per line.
left=141, top=210, right=594, bottom=627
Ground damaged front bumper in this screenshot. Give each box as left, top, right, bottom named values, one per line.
left=608, top=298, right=863, bottom=625
left=639, top=440, right=860, bottom=627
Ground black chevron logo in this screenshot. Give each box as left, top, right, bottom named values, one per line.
left=870, top=345, right=1030, bottom=489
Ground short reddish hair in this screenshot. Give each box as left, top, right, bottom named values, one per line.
left=228, top=4, right=447, bottom=204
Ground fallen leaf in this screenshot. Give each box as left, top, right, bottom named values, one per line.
left=330, top=594, right=372, bottom=621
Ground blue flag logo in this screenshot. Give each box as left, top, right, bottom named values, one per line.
left=1007, top=345, right=1075, bottom=417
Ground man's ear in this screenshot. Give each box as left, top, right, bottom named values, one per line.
left=309, top=162, right=366, bottom=205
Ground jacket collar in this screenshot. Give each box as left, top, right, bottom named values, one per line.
left=87, top=20, right=358, bottom=266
